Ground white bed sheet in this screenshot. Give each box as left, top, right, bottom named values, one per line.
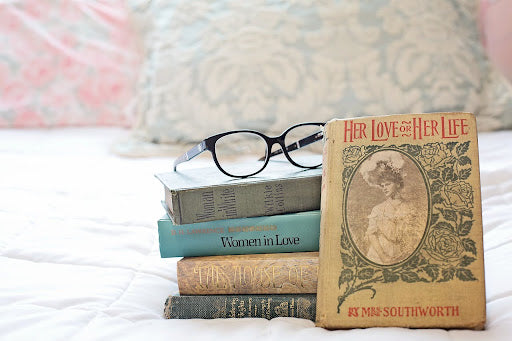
left=0, top=128, right=511, bottom=341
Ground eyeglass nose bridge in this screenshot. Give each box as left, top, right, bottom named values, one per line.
left=261, top=135, right=295, bottom=163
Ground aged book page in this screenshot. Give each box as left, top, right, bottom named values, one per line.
left=316, top=112, right=485, bottom=329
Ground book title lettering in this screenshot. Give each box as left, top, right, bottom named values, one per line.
left=264, top=184, right=285, bottom=215
left=221, top=234, right=300, bottom=248
left=343, top=116, right=469, bottom=142
left=192, top=264, right=316, bottom=290
left=196, top=188, right=238, bottom=221
left=346, top=306, right=460, bottom=318
left=169, top=225, right=277, bottom=236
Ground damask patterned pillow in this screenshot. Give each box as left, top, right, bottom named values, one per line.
left=126, top=0, right=512, bottom=149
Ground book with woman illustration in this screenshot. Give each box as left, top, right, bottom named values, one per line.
left=316, top=112, right=485, bottom=330
left=350, top=150, right=427, bottom=266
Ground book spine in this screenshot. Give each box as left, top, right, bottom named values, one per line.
left=164, top=294, right=317, bottom=320
left=177, top=252, right=318, bottom=295
left=158, top=211, right=320, bottom=257
left=316, top=122, right=337, bottom=328
left=168, top=174, right=321, bottom=225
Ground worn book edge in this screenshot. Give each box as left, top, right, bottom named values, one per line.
left=315, top=113, right=485, bottom=329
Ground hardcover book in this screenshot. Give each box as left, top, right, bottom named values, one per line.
left=177, top=252, right=318, bottom=295
left=315, top=112, right=485, bottom=329
left=155, top=160, right=321, bottom=225
left=164, top=294, right=317, bottom=320
left=158, top=210, right=320, bottom=257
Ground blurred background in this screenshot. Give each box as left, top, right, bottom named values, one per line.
left=0, top=0, right=511, bottom=154
left=0, top=0, right=140, bottom=128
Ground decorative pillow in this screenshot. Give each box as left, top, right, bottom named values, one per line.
left=0, top=1, right=139, bottom=128
left=125, top=0, right=512, bottom=152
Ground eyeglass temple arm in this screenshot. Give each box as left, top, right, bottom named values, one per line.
left=173, top=141, right=207, bottom=171
left=258, top=131, right=323, bottom=161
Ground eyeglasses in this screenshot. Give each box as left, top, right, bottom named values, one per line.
left=173, top=122, right=325, bottom=178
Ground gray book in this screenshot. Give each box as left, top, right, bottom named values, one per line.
left=164, top=294, right=317, bottom=320
left=155, top=160, right=322, bottom=225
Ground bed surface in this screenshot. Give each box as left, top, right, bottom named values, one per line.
left=1, top=128, right=511, bottom=340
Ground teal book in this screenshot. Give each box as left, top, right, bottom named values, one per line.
left=164, top=294, right=317, bottom=320
left=155, top=161, right=321, bottom=225
left=158, top=210, right=320, bottom=257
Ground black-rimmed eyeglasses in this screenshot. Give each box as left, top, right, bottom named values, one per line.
left=173, top=122, right=325, bottom=178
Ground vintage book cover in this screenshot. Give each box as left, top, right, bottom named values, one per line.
left=178, top=252, right=318, bottom=295
left=316, top=112, right=485, bottom=329
left=158, top=210, right=320, bottom=257
left=164, top=294, right=316, bottom=320
left=155, top=160, right=321, bottom=225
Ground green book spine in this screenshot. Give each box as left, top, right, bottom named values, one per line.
left=155, top=164, right=321, bottom=225
left=164, top=294, right=317, bottom=320
left=158, top=210, right=320, bottom=257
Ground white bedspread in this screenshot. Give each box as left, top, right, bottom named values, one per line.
left=1, top=128, right=511, bottom=341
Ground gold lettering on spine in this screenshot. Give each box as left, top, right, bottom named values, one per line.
left=300, top=265, right=309, bottom=288
left=216, top=266, right=228, bottom=289
left=178, top=252, right=319, bottom=295
left=193, top=265, right=229, bottom=289
left=232, top=265, right=241, bottom=288
left=272, top=266, right=283, bottom=288
left=238, top=300, right=246, bottom=317
left=229, top=298, right=237, bottom=318
left=243, top=265, right=253, bottom=287
left=289, top=266, right=299, bottom=287
left=193, top=265, right=204, bottom=288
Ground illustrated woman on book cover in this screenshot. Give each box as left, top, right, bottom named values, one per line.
left=358, top=151, right=424, bottom=265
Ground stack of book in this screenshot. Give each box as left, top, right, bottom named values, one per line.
left=154, top=112, right=487, bottom=329
left=154, top=160, right=322, bottom=320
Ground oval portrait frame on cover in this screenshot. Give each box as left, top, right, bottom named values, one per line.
left=345, top=149, right=430, bottom=266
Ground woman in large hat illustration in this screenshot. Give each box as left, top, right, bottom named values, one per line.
left=359, top=150, right=423, bottom=265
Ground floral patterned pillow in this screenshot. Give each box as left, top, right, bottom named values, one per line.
left=126, top=0, right=512, bottom=149
left=0, top=1, right=139, bottom=128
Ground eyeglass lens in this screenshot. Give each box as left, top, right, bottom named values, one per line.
left=214, top=132, right=268, bottom=177
left=213, top=124, right=323, bottom=177
left=284, top=124, right=323, bottom=167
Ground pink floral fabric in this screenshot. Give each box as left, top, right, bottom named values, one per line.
left=0, top=1, right=140, bottom=128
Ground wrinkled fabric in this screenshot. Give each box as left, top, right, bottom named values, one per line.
left=0, top=128, right=511, bottom=340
